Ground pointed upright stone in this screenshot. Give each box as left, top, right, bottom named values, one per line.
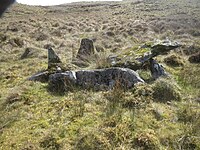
left=48, top=47, right=62, bottom=69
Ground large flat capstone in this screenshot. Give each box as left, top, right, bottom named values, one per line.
left=48, top=67, right=144, bottom=93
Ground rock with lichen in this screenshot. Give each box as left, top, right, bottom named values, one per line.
left=48, top=67, right=144, bottom=93
left=76, top=38, right=95, bottom=60
left=48, top=47, right=62, bottom=69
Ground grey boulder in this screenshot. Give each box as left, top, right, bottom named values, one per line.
left=48, top=67, right=144, bottom=93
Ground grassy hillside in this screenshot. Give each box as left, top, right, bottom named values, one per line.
left=0, top=0, right=200, bottom=149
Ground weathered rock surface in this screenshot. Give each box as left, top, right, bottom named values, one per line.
left=76, top=67, right=144, bottom=89
left=48, top=71, right=77, bottom=93
left=149, top=58, right=167, bottom=80
left=108, top=39, right=180, bottom=80
left=76, top=38, right=95, bottom=60
left=48, top=47, right=62, bottom=69
left=28, top=71, right=49, bottom=83
left=151, top=39, right=181, bottom=56
left=48, top=67, right=144, bottom=93
left=136, top=39, right=181, bottom=63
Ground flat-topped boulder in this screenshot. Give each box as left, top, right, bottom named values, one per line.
left=151, top=39, right=181, bottom=56
left=76, top=38, right=95, bottom=60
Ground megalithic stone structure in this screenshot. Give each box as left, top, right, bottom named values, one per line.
left=76, top=38, right=95, bottom=60
left=135, top=39, right=181, bottom=79
left=48, top=47, right=62, bottom=69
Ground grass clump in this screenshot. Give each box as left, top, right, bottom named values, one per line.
left=94, top=52, right=111, bottom=69
left=133, top=129, right=160, bottom=150
left=152, top=78, right=181, bottom=102
left=75, top=133, right=110, bottom=150
left=40, top=134, right=61, bottom=150
left=164, top=54, right=185, bottom=67
left=122, top=83, right=153, bottom=109
left=175, top=102, right=200, bottom=149
left=176, top=102, right=200, bottom=124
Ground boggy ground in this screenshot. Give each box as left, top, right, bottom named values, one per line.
left=0, top=0, right=200, bottom=149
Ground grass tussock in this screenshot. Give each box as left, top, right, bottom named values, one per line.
left=152, top=78, right=182, bottom=102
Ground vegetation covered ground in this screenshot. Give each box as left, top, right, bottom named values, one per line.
left=0, top=0, right=200, bottom=149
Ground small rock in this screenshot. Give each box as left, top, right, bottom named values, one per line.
left=20, top=47, right=33, bottom=59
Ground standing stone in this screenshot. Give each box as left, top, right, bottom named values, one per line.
left=149, top=58, right=167, bottom=80
left=48, top=47, right=62, bottom=69
left=76, top=38, right=95, bottom=60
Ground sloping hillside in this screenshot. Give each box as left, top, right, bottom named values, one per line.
left=0, top=0, right=200, bottom=149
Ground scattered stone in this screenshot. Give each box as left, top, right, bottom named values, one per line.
left=48, top=47, right=62, bottom=69
left=20, top=47, right=34, bottom=59
left=48, top=67, right=144, bottom=93
left=28, top=71, right=49, bottom=83
left=28, top=38, right=182, bottom=93
left=188, top=51, right=200, bottom=63
left=76, top=38, right=95, bottom=60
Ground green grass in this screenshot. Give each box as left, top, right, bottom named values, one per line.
left=0, top=0, right=200, bottom=149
